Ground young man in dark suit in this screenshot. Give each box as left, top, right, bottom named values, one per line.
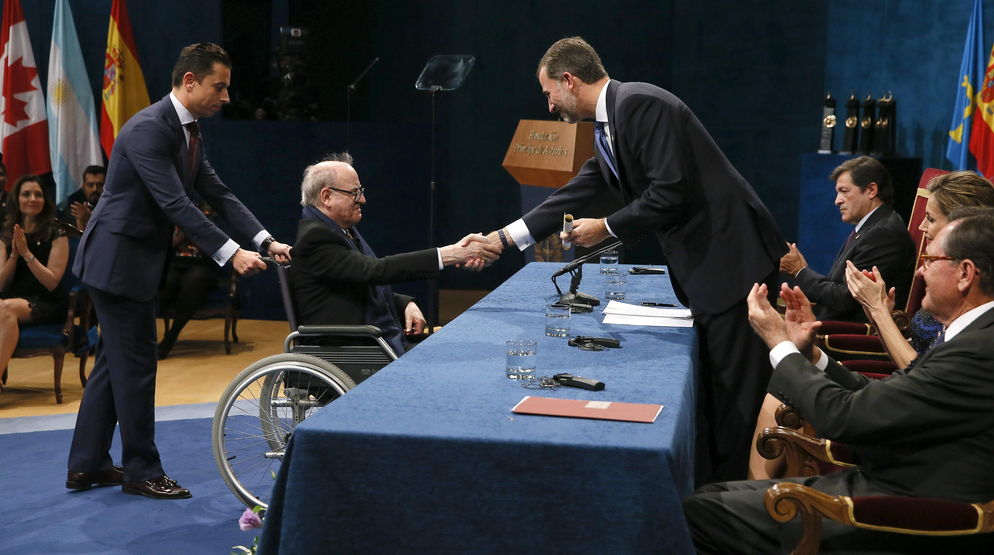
left=291, top=154, right=498, bottom=356
left=684, top=213, right=994, bottom=553
left=488, top=37, right=786, bottom=482
left=66, top=43, right=291, bottom=499
left=780, top=156, right=916, bottom=322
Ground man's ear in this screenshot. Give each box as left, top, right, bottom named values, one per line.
left=561, top=71, right=576, bottom=91
left=865, top=182, right=879, bottom=200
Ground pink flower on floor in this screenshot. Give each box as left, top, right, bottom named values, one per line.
left=239, top=507, right=263, bottom=531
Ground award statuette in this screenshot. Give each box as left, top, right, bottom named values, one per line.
left=873, top=92, right=896, bottom=156
left=840, top=92, right=859, bottom=154
left=859, top=92, right=875, bottom=154
left=818, top=92, right=836, bottom=153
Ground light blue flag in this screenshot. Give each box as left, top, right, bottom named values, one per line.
left=47, top=0, right=101, bottom=205
left=947, top=0, right=985, bottom=170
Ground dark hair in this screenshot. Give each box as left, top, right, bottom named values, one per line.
left=82, top=165, right=106, bottom=180
left=171, top=42, right=231, bottom=87
left=829, top=156, right=894, bottom=204
left=2, top=175, right=56, bottom=244
left=537, top=36, right=608, bottom=83
left=943, top=210, right=994, bottom=296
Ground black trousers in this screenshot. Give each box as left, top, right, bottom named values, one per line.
left=693, top=273, right=777, bottom=485
left=68, top=287, right=163, bottom=482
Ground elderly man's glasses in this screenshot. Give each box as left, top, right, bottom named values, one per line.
left=327, top=186, right=365, bottom=202
left=919, top=254, right=955, bottom=269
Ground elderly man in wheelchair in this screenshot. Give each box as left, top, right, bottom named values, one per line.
left=212, top=153, right=499, bottom=508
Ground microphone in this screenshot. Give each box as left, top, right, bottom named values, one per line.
left=551, top=240, right=623, bottom=279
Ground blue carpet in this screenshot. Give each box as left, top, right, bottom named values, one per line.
left=0, top=418, right=262, bottom=554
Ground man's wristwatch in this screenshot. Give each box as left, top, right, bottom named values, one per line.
left=260, top=235, right=276, bottom=254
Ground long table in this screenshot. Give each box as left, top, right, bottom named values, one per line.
left=259, top=262, right=698, bottom=553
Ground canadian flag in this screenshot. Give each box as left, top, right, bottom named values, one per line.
left=1, top=0, right=50, bottom=189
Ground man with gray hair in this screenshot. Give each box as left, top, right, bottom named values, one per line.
left=291, top=153, right=498, bottom=355
left=684, top=210, right=994, bottom=553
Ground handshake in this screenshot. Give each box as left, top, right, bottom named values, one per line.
left=439, top=232, right=505, bottom=272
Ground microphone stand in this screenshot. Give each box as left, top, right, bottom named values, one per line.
left=551, top=241, right=623, bottom=310
left=345, top=57, right=379, bottom=152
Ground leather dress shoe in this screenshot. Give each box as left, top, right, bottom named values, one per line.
left=122, top=475, right=191, bottom=499
left=66, top=466, right=124, bottom=490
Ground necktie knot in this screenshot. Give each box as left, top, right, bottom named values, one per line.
left=185, top=121, right=200, bottom=138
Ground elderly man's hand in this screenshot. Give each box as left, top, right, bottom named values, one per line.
left=441, top=233, right=501, bottom=271
left=232, top=248, right=267, bottom=276
left=560, top=217, right=610, bottom=248
left=779, top=243, right=808, bottom=276
left=746, top=283, right=790, bottom=349
left=779, top=283, right=822, bottom=361
left=404, top=301, right=426, bottom=335
left=267, top=240, right=292, bottom=264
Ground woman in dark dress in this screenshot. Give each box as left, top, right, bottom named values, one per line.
left=0, top=175, right=69, bottom=390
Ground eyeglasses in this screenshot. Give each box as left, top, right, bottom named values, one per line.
left=919, top=254, right=956, bottom=269
left=326, top=186, right=365, bottom=202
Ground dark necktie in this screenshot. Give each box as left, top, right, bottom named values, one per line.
left=185, top=121, right=200, bottom=179
left=594, top=121, right=619, bottom=179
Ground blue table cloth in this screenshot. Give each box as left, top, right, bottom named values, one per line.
left=260, top=263, right=698, bottom=554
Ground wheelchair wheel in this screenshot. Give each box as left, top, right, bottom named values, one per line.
left=212, top=353, right=356, bottom=509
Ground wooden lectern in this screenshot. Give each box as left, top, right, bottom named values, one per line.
left=502, top=119, right=594, bottom=188
left=502, top=120, right=594, bottom=261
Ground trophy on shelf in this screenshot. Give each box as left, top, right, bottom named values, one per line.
left=859, top=92, right=875, bottom=154
left=873, top=92, right=896, bottom=156
left=840, top=92, right=859, bottom=154
left=818, top=92, right=836, bottom=153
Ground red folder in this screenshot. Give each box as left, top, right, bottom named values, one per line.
left=512, top=395, right=663, bottom=423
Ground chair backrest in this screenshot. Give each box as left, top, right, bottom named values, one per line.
left=904, top=169, right=948, bottom=315
left=274, top=263, right=299, bottom=331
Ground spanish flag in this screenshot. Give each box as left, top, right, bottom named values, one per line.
left=99, top=0, right=149, bottom=156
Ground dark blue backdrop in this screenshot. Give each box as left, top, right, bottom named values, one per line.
left=13, top=0, right=987, bottom=317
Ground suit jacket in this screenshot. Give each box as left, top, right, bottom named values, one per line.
left=290, top=217, right=439, bottom=352
left=73, top=95, right=264, bottom=301
left=767, top=307, right=994, bottom=502
left=795, top=203, right=915, bottom=321
left=522, top=80, right=785, bottom=315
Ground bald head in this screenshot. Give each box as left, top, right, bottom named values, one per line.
left=301, top=154, right=365, bottom=228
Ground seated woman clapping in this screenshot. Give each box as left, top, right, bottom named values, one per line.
left=0, top=176, right=69, bottom=387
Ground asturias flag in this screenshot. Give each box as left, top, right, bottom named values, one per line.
left=48, top=0, right=102, bottom=204
left=100, top=0, right=149, bottom=156
left=0, top=0, right=50, bottom=188
left=947, top=0, right=985, bottom=170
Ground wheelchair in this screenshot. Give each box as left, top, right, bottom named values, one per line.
left=211, top=262, right=398, bottom=509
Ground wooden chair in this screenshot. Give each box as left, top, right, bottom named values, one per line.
left=160, top=271, right=240, bottom=354
left=765, top=470, right=994, bottom=555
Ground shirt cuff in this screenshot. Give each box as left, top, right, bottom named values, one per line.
left=252, top=229, right=271, bottom=250
left=436, top=248, right=443, bottom=270
left=212, top=239, right=240, bottom=267
left=769, top=342, right=828, bottom=371
left=506, top=219, right=535, bottom=251
left=769, top=341, right=798, bottom=368
left=603, top=218, right=617, bottom=238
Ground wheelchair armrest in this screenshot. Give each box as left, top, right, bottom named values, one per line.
left=295, top=325, right=385, bottom=337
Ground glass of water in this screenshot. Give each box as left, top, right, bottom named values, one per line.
left=605, top=271, right=627, bottom=300
left=505, top=339, right=537, bottom=380
left=545, top=303, right=571, bottom=337
left=599, top=250, right=619, bottom=274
